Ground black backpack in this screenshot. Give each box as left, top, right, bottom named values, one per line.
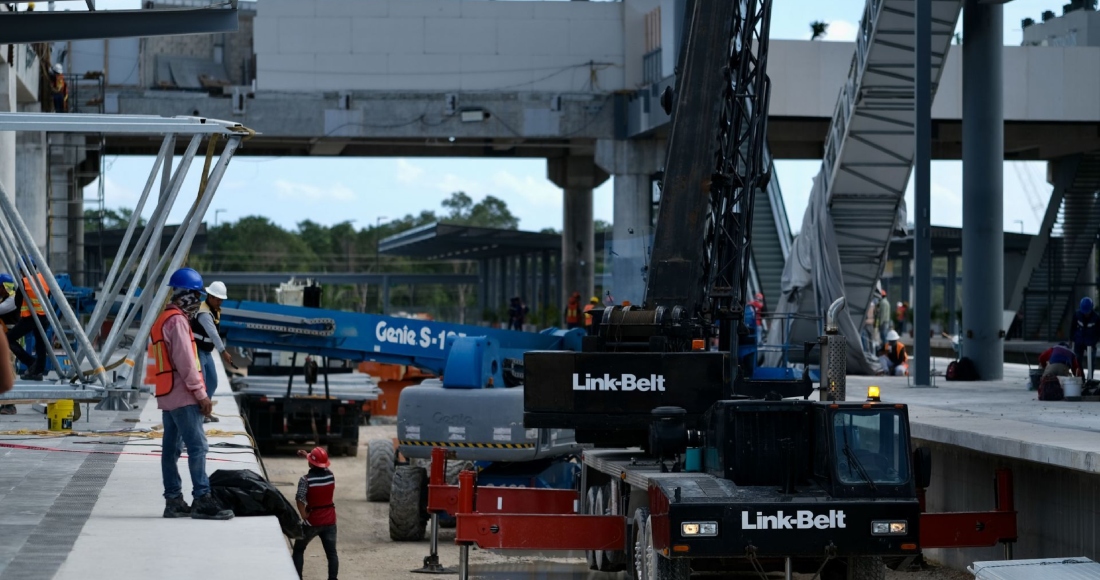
left=946, top=357, right=979, bottom=381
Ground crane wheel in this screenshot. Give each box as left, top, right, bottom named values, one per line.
left=366, top=439, right=395, bottom=502
left=389, top=465, right=428, bottom=541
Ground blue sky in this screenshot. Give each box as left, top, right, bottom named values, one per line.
left=91, top=0, right=1059, bottom=235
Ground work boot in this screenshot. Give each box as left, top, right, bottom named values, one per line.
left=203, top=415, right=219, bottom=423
left=0, top=404, right=16, bottom=415
left=163, top=496, right=191, bottom=519
left=190, top=494, right=234, bottom=520
left=20, top=373, right=42, bottom=381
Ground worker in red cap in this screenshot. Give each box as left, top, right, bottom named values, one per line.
left=293, top=447, right=339, bottom=580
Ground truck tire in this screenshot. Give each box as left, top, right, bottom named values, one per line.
left=585, top=487, right=599, bottom=569
left=823, top=556, right=887, bottom=580
left=389, top=465, right=428, bottom=541
left=596, top=485, right=626, bottom=571
left=644, top=513, right=690, bottom=580
left=345, top=442, right=360, bottom=457
left=630, top=507, right=650, bottom=580
left=366, top=439, right=395, bottom=502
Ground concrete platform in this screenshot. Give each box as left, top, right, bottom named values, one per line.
left=846, top=358, right=1100, bottom=475
left=845, top=359, right=1100, bottom=568
left=0, top=358, right=297, bottom=580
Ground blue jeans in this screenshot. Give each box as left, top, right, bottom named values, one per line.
left=198, top=349, right=218, bottom=398
left=161, top=404, right=210, bottom=499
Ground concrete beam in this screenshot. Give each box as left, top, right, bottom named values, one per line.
left=110, top=90, right=615, bottom=157
left=0, top=7, right=238, bottom=43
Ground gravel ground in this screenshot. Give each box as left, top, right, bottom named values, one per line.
left=262, top=423, right=973, bottom=580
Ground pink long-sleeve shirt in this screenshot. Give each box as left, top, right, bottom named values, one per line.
left=156, top=306, right=208, bottom=411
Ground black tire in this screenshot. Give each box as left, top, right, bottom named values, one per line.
left=445, top=458, right=474, bottom=484
left=822, top=556, right=887, bottom=580
left=389, top=465, right=428, bottom=541
left=366, top=439, right=395, bottom=502
left=596, top=485, right=626, bottom=571
left=644, top=514, right=690, bottom=580
left=345, top=442, right=359, bottom=457
left=630, top=507, right=650, bottom=580
left=585, top=487, right=599, bottom=570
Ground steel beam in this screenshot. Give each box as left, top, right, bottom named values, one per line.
left=913, top=0, right=933, bottom=387
left=0, top=113, right=248, bottom=135
left=0, top=7, right=237, bottom=44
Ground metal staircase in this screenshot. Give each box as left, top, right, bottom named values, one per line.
left=751, top=147, right=792, bottom=308
left=820, top=0, right=963, bottom=319
left=1018, top=153, right=1100, bottom=340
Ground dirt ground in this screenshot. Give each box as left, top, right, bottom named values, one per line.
left=261, top=423, right=973, bottom=580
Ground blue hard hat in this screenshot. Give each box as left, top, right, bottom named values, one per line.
left=167, top=267, right=204, bottom=291
left=19, top=255, right=35, bottom=270
left=1082, top=297, right=1094, bottom=314
left=0, top=273, right=12, bottom=285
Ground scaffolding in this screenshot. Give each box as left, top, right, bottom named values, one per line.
left=0, top=113, right=252, bottom=409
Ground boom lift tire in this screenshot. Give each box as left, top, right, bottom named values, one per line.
left=631, top=507, right=650, bottom=580
left=596, top=485, right=626, bottom=571
left=389, top=465, right=428, bottom=541
left=822, top=556, right=887, bottom=580
left=366, top=439, right=395, bottom=502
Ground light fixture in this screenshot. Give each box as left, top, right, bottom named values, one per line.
left=681, top=522, right=717, bottom=537
left=871, top=520, right=907, bottom=536
left=460, top=109, right=488, bottom=123
left=867, top=385, right=881, bottom=402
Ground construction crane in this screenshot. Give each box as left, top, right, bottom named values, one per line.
left=422, top=2, right=1019, bottom=579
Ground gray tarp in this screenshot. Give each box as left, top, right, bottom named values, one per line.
left=764, top=171, right=882, bottom=375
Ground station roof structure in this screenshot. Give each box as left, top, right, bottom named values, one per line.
left=888, top=225, right=1032, bottom=258
left=380, top=222, right=608, bottom=261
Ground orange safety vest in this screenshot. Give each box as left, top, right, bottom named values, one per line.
left=19, top=274, right=49, bottom=317
left=149, top=307, right=202, bottom=397
left=565, top=302, right=580, bottom=325
left=583, top=303, right=595, bottom=325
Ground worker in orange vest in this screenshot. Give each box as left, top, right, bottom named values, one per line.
left=6, top=258, right=51, bottom=381
left=153, top=267, right=234, bottom=521
left=564, top=291, right=581, bottom=329
left=583, top=296, right=600, bottom=327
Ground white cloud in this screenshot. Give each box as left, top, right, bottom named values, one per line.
left=273, top=179, right=357, bottom=202
left=824, top=20, right=859, bottom=42
left=434, top=173, right=483, bottom=195
left=100, top=175, right=140, bottom=206
left=395, top=158, right=424, bottom=185
left=491, top=170, right=561, bottom=209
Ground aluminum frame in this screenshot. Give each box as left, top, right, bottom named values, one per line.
left=0, top=114, right=250, bottom=408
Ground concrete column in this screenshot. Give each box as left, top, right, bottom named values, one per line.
left=548, top=156, right=609, bottom=307
left=913, top=0, right=932, bottom=386
left=946, top=254, right=958, bottom=335
left=962, top=0, right=1005, bottom=380
left=15, top=130, right=47, bottom=257
left=478, top=258, right=487, bottom=318
left=541, top=250, right=551, bottom=318
left=595, top=139, right=665, bottom=306
left=900, top=258, right=912, bottom=306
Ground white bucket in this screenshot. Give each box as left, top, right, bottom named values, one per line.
left=1060, top=376, right=1083, bottom=400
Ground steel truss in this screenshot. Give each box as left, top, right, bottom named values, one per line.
left=0, top=113, right=252, bottom=409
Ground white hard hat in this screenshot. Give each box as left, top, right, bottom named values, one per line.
left=886, top=330, right=900, bottom=342
left=205, top=281, right=228, bottom=300
left=52, top=63, right=63, bottom=74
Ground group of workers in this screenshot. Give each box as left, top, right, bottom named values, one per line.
left=564, top=291, right=601, bottom=329
left=0, top=261, right=54, bottom=414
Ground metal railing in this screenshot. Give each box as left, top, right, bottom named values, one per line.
left=642, top=48, right=663, bottom=86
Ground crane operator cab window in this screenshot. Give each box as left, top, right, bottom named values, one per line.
left=832, top=410, right=910, bottom=487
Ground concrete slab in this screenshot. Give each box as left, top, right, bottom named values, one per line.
left=845, top=358, right=1100, bottom=475
left=0, top=357, right=297, bottom=580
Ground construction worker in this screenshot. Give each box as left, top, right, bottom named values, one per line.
left=50, top=63, right=67, bottom=113
left=508, top=296, right=528, bottom=331
left=583, top=295, right=599, bottom=327
left=878, top=330, right=908, bottom=376
left=0, top=274, right=15, bottom=412
left=1039, top=342, right=1081, bottom=378
left=564, top=292, right=581, bottom=329
left=293, top=446, right=339, bottom=580
left=153, top=267, right=234, bottom=521
left=876, top=289, right=891, bottom=345
left=7, top=259, right=51, bottom=381
left=1072, top=297, right=1099, bottom=375
left=192, top=280, right=233, bottom=423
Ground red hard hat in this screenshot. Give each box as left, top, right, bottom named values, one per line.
left=306, top=446, right=330, bottom=469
